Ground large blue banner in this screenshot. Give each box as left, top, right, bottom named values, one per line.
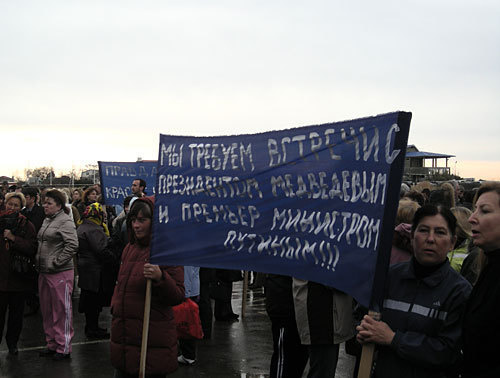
left=98, top=161, right=157, bottom=207
left=151, top=112, right=411, bottom=307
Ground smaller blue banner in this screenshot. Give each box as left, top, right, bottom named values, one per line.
left=98, top=161, right=157, bottom=207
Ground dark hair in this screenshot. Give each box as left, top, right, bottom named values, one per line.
left=123, top=195, right=133, bottom=207
left=428, top=189, right=455, bottom=209
left=22, top=187, right=39, bottom=198
left=45, top=189, right=70, bottom=214
left=126, top=199, right=153, bottom=244
left=82, top=187, right=97, bottom=203
left=403, top=191, right=426, bottom=207
left=411, top=204, right=457, bottom=237
left=134, top=178, right=147, bottom=192
left=128, top=200, right=152, bottom=220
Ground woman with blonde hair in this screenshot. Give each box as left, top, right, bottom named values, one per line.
left=447, top=206, right=474, bottom=273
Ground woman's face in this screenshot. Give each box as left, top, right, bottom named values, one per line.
left=6, top=197, right=22, bottom=212
left=412, top=214, right=456, bottom=266
left=87, top=190, right=97, bottom=202
left=73, top=190, right=81, bottom=201
left=469, top=191, right=500, bottom=252
left=43, top=197, right=62, bottom=216
left=131, top=210, right=152, bottom=242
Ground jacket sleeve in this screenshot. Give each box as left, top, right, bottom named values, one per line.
left=11, top=220, right=37, bottom=257
left=54, top=217, right=79, bottom=268
left=390, top=283, right=471, bottom=368
left=151, top=265, right=185, bottom=306
left=87, top=227, right=115, bottom=264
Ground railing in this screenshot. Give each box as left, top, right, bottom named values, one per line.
left=405, top=167, right=451, bottom=176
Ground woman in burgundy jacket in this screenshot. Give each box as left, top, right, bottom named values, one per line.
left=0, top=192, right=37, bottom=355
left=110, top=197, right=185, bottom=377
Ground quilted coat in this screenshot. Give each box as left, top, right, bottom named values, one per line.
left=110, top=197, right=185, bottom=375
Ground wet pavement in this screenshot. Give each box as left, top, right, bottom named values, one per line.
left=0, top=283, right=355, bottom=377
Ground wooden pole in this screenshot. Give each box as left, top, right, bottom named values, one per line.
left=357, top=311, right=381, bottom=378
left=139, top=279, right=152, bottom=378
left=241, top=271, right=249, bottom=319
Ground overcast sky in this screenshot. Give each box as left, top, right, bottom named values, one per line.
left=1, top=0, right=499, bottom=180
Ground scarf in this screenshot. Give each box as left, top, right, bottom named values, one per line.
left=79, top=202, right=110, bottom=236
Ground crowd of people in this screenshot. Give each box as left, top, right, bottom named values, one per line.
left=0, top=178, right=499, bottom=378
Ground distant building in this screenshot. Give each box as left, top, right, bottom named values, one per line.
left=81, top=169, right=99, bottom=182
left=404, top=145, right=455, bottom=182
left=0, top=175, right=14, bottom=183
left=27, top=176, right=42, bottom=186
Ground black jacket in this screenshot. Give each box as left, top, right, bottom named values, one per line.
left=462, top=250, right=500, bottom=378
left=374, top=258, right=471, bottom=378
left=77, top=220, right=116, bottom=298
left=265, top=274, right=295, bottom=323
left=21, top=204, right=45, bottom=233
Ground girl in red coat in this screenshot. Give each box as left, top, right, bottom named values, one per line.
left=110, top=197, right=185, bottom=377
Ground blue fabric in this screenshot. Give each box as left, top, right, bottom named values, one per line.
left=98, top=161, right=157, bottom=207
left=183, top=266, right=200, bottom=298
left=151, top=112, right=411, bottom=307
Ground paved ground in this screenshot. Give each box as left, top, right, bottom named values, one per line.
left=0, top=283, right=356, bottom=377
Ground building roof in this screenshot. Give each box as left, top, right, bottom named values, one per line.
left=406, top=151, right=455, bottom=159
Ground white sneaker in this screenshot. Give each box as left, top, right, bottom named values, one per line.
left=177, top=355, right=196, bottom=365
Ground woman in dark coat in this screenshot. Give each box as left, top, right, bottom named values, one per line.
left=77, top=202, right=117, bottom=338
left=110, top=197, right=185, bottom=377
left=462, top=182, right=500, bottom=378
left=0, top=192, right=37, bottom=355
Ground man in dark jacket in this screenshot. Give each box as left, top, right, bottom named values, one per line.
left=21, top=187, right=45, bottom=233
left=21, top=186, right=45, bottom=316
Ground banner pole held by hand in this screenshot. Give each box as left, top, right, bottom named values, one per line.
left=357, top=310, right=381, bottom=378
left=139, top=279, right=152, bottom=378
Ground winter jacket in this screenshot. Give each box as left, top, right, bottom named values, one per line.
left=110, top=197, right=185, bottom=375
left=36, top=209, right=78, bottom=273
left=0, top=212, right=37, bottom=292
left=292, top=278, right=354, bottom=345
left=462, top=250, right=500, bottom=378
left=77, top=219, right=116, bottom=295
left=374, top=258, right=471, bottom=378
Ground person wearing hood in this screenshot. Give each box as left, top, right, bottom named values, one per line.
left=110, top=196, right=185, bottom=377
left=36, top=189, right=78, bottom=361
left=77, top=202, right=117, bottom=339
